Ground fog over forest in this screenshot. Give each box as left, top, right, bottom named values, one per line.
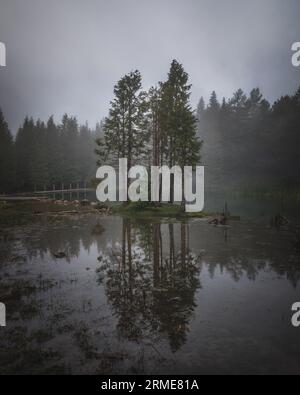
left=0, top=0, right=299, bottom=133
left=0, top=0, right=300, bottom=193
left=0, top=65, right=299, bottom=194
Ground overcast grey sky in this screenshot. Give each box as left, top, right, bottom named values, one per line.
left=0, top=0, right=299, bottom=134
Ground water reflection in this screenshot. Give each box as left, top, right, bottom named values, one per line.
left=96, top=219, right=201, bottom=351
left=2, top=213, right=300, bottom=374
left=17, top=215, right=300, bottom=288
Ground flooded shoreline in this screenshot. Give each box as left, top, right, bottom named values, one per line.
left=0, top=208, right=300, bottom=374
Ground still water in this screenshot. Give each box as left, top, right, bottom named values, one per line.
left=0, top=199, right=300, bottom=374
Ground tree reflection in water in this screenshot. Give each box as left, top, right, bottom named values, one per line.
left=96, top=219, right=202, bottom=352
left=18, top=215, right=300, bottom=289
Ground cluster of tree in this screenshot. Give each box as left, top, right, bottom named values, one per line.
left=197, top=87, right=300, bottom=191
left=96, top=60, right=201, bottom=202
left=0, top=111, right=101, bottom=193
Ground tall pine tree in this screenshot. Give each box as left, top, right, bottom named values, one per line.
left=98, top=70, right=149, bottom=169
left=160, top=60, right=201, bottom=203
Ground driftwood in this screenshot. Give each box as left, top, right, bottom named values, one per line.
left=270, top=214, right=289, bottom=229
left=80, top=199, right=90, bottom=206
left=208, top=202, right=230, bottom=226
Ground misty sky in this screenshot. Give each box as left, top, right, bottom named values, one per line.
left=0, top=0, right=299, bottom=134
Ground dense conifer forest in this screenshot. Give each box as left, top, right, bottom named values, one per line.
left=0, top=60, right=299, bottom=194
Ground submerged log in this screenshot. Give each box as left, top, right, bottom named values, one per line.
left=52, top=252, right=67, bottom=259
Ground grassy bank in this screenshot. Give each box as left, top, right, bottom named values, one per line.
left=112, top=201, right=210, bottom=218
left=0, top=200, right=239, bottom=226
left=0, top=200, right=100, bottom=226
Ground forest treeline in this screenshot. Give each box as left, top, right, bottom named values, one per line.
left=0, top=58, right=300, bottom=194
left=198, top=87, right=300, bottom=191
left=0, top=112, right=101, bottom=193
